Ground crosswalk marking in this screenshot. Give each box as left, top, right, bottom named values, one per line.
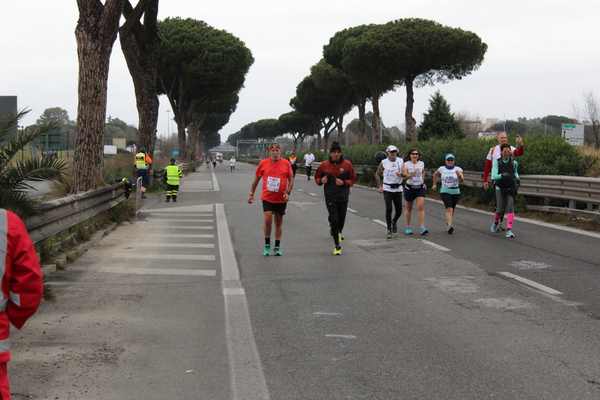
left=100, top=267, right=217, bottom=276
left=111, top=253, right=216, bottom=261
left=117, top=243, right=215, bottom=249
left=143, top=233, right=214, bottom=239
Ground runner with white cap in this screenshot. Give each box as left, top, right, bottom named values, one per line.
left=433, top=153, right=464, bottom=234
left=375, top=145, right=404, bottom=239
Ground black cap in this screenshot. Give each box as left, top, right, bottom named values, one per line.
left=329, top=141, right=342, bottom=152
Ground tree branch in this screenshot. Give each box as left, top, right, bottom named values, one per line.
left=121, top=0, right=148, bottom=32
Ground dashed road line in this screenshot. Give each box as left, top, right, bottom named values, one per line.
left=308, top=192, right=318, bottom=197
left=211, top=170, right=221, bottom=192
left=420, top=240, right=451, bottom=252
left=325, top=334, right=357, bottom=340
left=313, top=312, right=342, bottom=317
left=347, top=208, right=358, bottom=214
left=497, top=272, right=563, bottom=296
left=372, top=219, right=387, bottom=227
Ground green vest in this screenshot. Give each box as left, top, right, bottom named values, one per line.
left=165, top=165, right=182, bottom=185
left=135, top=153, right=148, bottom=170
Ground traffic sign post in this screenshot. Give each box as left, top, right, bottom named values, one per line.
left=561, top=123, right=584, bottom=146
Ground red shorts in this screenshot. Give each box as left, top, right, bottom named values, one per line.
left=0, top=363, right=9, bottom=400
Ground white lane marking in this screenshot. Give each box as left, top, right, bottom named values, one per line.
left=498, top=272, right=563, bottom=296
left=372, top=219, right=387, bottom=227
left=144, top=205, right=214, bottom=213
left=308, top=192, right=318, bottom=197
left=211, top=170, right=221, bottom=191
left=297, top=189, right=304, bottom=192
left=216, top=203, right=270, bottom=400
left=140, top=226, right=214, bottom=230
left=110, top=253, right=216, bottom=261
left=143, top=233, right=214, bottom=238
left=347, top=208, right=358, bottom=214
left=100, top=267, right=217, bottom=276
left=474, top=297, right=533, bottom=310
left=425, top=197, right=600, bottom=240
left=141, top=219, right=215, bottom=223
left=510, top=260, right=551, bottom=270
left=420, top=240, right=451, bottom=252
left=313, top=312, right=342, bottom=317
left=325, top=334, right=357, bottom=340
left=118, top=243, right=215, bottom=249
left=223, top=288, right=245, bottom=296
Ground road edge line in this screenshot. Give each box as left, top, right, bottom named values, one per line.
left=496, top=271, right=563, bottom=296
left=212, top=170, right=221, bottom=192
left=420, top=239, right=451, bottom=252
left=216, top=203, right=270, bottom=400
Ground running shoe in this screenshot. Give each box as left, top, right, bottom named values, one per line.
left=420, top=227, right=429, bottom=236
left=447, top=226, right=455, bottom=235
left=273, top=247, right=283, bottom=256
left=490, top=222, right=499, bottom=233
left=404, top=227, right=413, bottom=235
left=505, top=230, right=515, bottom=239
left=392, top=223, right=398, bottom=234
left=387, top=230, right=393, bottom=240
left=263, top=244, right=271, bottom=256
left=332, top=247, right=343, bottom=256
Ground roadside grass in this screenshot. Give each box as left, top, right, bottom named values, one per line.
left=579, top=146, right=600, bottom=177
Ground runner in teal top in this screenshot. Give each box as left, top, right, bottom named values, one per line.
left=433, top=154, right=464, bottom=234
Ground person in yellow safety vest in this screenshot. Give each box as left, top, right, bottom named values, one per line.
left=164, top=158, right=183, bottom=202
left=134, top=148, right=153, bottom=198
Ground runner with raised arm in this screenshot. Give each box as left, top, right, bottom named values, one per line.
left=375, top=145, right=404, bottom=239
left=248, top=143, right=294, bottom=256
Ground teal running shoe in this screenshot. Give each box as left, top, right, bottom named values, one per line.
left=404, top=227, right=413, bottom=235
left=263, top=244, right=271, bottom=256
left=273, top=247, right=283, bottom=256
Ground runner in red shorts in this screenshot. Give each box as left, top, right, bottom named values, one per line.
left=248, top=143, right=294, bottom=256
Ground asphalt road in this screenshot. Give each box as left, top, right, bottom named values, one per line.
left=10, top=162, right=600, bottom=399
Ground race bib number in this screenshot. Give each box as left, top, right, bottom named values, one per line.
left=267, top=176, right=281, bottom=192
left=443, top=175, right=459, bottom=188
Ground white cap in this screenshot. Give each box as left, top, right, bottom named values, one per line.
left=386, top=145, right=399, bottom=153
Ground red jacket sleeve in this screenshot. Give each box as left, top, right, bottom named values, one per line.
left=345, top=161, right=357, bottom=187
left=6, top=211, right=43, bottom=330
left=483, top=159, right=493, bottom=183
left=314, top=163, right=325, bottom=185
left=514, top=146, right=524, bottom=157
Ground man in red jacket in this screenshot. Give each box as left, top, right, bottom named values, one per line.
left=315, top=142, right=357, bottom=256
left=0, top=209, right=44, bottom=399
left=482, top=131, right=524, bottom=190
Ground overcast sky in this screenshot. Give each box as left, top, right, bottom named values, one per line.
left=1, top=1, right=599, bottom=141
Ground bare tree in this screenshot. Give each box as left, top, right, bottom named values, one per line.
left=73, top=0, right=124, bottom=192
left=584, top=92, right=600, bottom=148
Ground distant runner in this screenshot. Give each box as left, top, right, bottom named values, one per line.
left=402, top=149, right=428, bottom=236
left=491, top=143, right=520, bottom=238
left=303, top=151, right=316, bottom=181
left=288, top=152, right=298, bottom=177
left=315, top=142, right=357, bottom=255
left=375, top=145, right=404, bottom=239
left=432, top=154, right=464, bottom=234
left=248, top=143, right=294, bottom=256
left=229, top=156, right=236, bottom=172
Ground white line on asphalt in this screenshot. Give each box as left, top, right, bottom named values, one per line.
left=297, top=189, right=304, bottom=192
left=141, top=226, right=214, bottom=230
left=425, top=197, right=600, bottom=240
left=119, top=243, right=215, bottom=249
left=110, top=253, right=216, bottom=261
left=325, top=334, right=357, bottom=340
left=143, top=233, right=214, bottom=238
left=141, top=219, right=215, bottom=223
left=308, top=192, right=318, bottom=197
left=347, top=208, right=358, bottom=214
left=216, top=203, right=270, bottom=400
left=498, top=272, right=563, bottom=296
left=420, top=240, right=451, bottom=252
left=144, top=205, right=214, bottom=213
left=313, top=312, right=342, bottom=317
left=100, top=267, right=217, bottom=276
left=372, top=219, right=387, bottom=227
left=212, top=170, right=221, bottom=192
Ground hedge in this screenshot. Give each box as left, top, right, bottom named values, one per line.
left=298, top=135, right=586, bottom=176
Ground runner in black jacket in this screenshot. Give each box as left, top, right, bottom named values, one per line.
left=315, top=142, right=357, bottom=255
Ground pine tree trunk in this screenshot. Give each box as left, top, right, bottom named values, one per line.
left=405, top=76, right=417, bottom=143
left=372, top=93, right=382, bottom=145
left=73, top=0, right=124, bottom=193
left=188, top=125, right=199, bottom=162
left=119, top=0, right=160, bottom=157
left=176, top=117, right=187, bottom=160
left=358, top=98, right=367, bottom=142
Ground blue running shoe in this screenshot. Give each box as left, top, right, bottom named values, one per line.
left=404, top=227, right=413, bottom=235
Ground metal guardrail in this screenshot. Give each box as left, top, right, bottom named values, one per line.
left=26, top=183, right=127, bottom=243
left=245, top=159, right=600, bottom=209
